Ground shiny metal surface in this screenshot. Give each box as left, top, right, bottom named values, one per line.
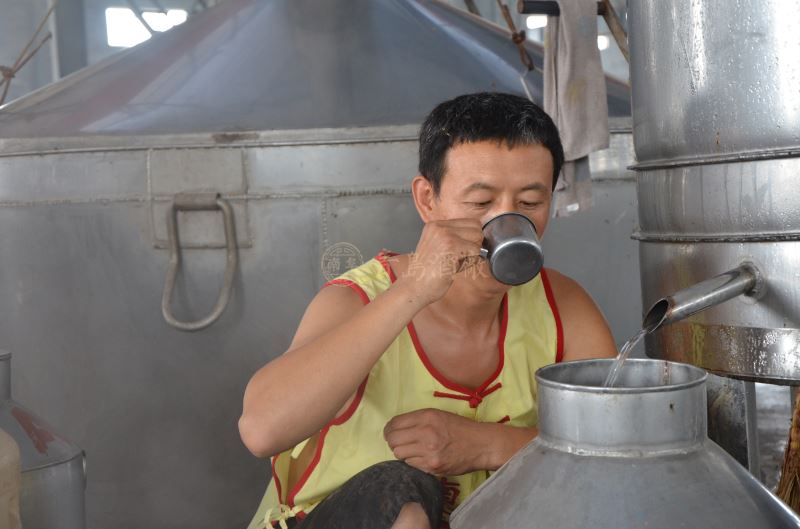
left=706, top=374, right=750, bottom=469
left=0, top=0, right=630, bottom=139
left=630, top=0, right=800, bottom=383
left=0, top=352, right=85, bottom=529
left=636, top=159, right=800, bottom=241
left=642, top=264, right=759, bottom=332
left=639, top=241, right=800, bottom=383
left=451, top=359, right=800, bottom=529
left=21, top=455, right=85, bottom=529
left=647, top=323, right=800, bottom=385
left=629, top=0, right=800, bottom=164
left=481, top=212, right=542, bottom=286
left=536, top=359, right=707, bottom=454
left=756, top=382, right=792, bottom=489
left=743, top=381, right=761, bottom=476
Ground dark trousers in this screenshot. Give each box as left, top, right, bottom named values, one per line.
left=280, top=461, right=444, bottom=529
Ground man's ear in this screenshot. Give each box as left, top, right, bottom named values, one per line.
left=411, top=175, right=438, bottom=223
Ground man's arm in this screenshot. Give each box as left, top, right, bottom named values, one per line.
left=544, top=268, right=618, bottom=361
left=239, top=280, right=428, bottom=458
left=239, top=219, right=485, bottom=459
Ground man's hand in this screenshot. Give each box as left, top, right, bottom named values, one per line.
left=383, top=408, right=485, bottom=476
left=398, top=219, right=484, bottom=306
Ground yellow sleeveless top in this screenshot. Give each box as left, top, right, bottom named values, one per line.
left=248, top=252, right=563, bottom=529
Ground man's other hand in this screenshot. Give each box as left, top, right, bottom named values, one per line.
left=383, top=408, right=483, bottom=476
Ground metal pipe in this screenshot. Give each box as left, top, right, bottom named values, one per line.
left=517, top=1, right=605, bottom=15
left=47, top=0, right=60, bottom=82
left=642, top=264, right=760, bottom=333
left=743, top=381, right=761, bottom=478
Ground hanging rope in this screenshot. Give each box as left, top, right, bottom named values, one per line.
left=125, top=0, right=156, bottom=35
left=495, top=0, right=537, bottom=72
left=464, top=0, right=482, bottom=17
left=0, top=1, right=58, bottom=106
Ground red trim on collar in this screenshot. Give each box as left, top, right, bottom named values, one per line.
left=376, top=250, right=508, bottom=403
left=377, top=250, right=508, bottom=403
left=540, top=268, right=564, bottom=363
left=434, top=381, right=503, bottom=408
left=375, top=251, right=398, bottom=281
left=408, top=294, right=506, bottom=402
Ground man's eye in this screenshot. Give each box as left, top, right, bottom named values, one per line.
left=521, top=201, right=542, bottom=208
left=468, top=201, right=491, bottom=207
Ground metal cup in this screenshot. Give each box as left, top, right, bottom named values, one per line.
left=479, top=212, right=543, bottom=286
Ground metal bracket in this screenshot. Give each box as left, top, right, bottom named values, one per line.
left=517, top=0, right=629, bottom=62
left=517, top=1, right=606, bottom=16
left=161, top=192, right=238, bottom=331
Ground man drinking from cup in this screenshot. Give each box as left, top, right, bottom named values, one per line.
left=240, top=92, right=618, bottom=529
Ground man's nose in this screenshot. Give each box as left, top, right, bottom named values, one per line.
left=485, top=197, right=520, bottom=221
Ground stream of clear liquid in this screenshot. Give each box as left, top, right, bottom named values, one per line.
left=602, top=328, right=649, bottom=388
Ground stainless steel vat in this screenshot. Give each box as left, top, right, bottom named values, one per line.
left=0, top=352, right=85, bottom=529
left=630, top=0, right=800, bottom=383
left=0, top=1, right=633, bottom=528
left=451, top=359, right=800, bottom=528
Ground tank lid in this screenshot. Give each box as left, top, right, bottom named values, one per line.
left=536, top=359, right=708, bottom=455
left=0, top=0, right=630, bottom=144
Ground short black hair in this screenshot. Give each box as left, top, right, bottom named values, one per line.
left=418, top=92, right=564, bottom=193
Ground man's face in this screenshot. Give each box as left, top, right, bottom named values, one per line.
left=430, top=140, right=553, bottom=237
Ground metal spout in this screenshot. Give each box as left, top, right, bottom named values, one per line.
left=642, top=264, right=760, bottom=333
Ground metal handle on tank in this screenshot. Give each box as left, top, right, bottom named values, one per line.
left=161, top=193, right=238, bottom=331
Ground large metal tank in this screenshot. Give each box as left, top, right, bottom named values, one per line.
left=0, top=1, right=630, bottom=528
left=630, top=0, right=800, bottom=383
left=450, top=359, right=800, bottom=528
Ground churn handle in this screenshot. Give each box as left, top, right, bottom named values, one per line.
left=161, top=192, right=238, bottom=331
